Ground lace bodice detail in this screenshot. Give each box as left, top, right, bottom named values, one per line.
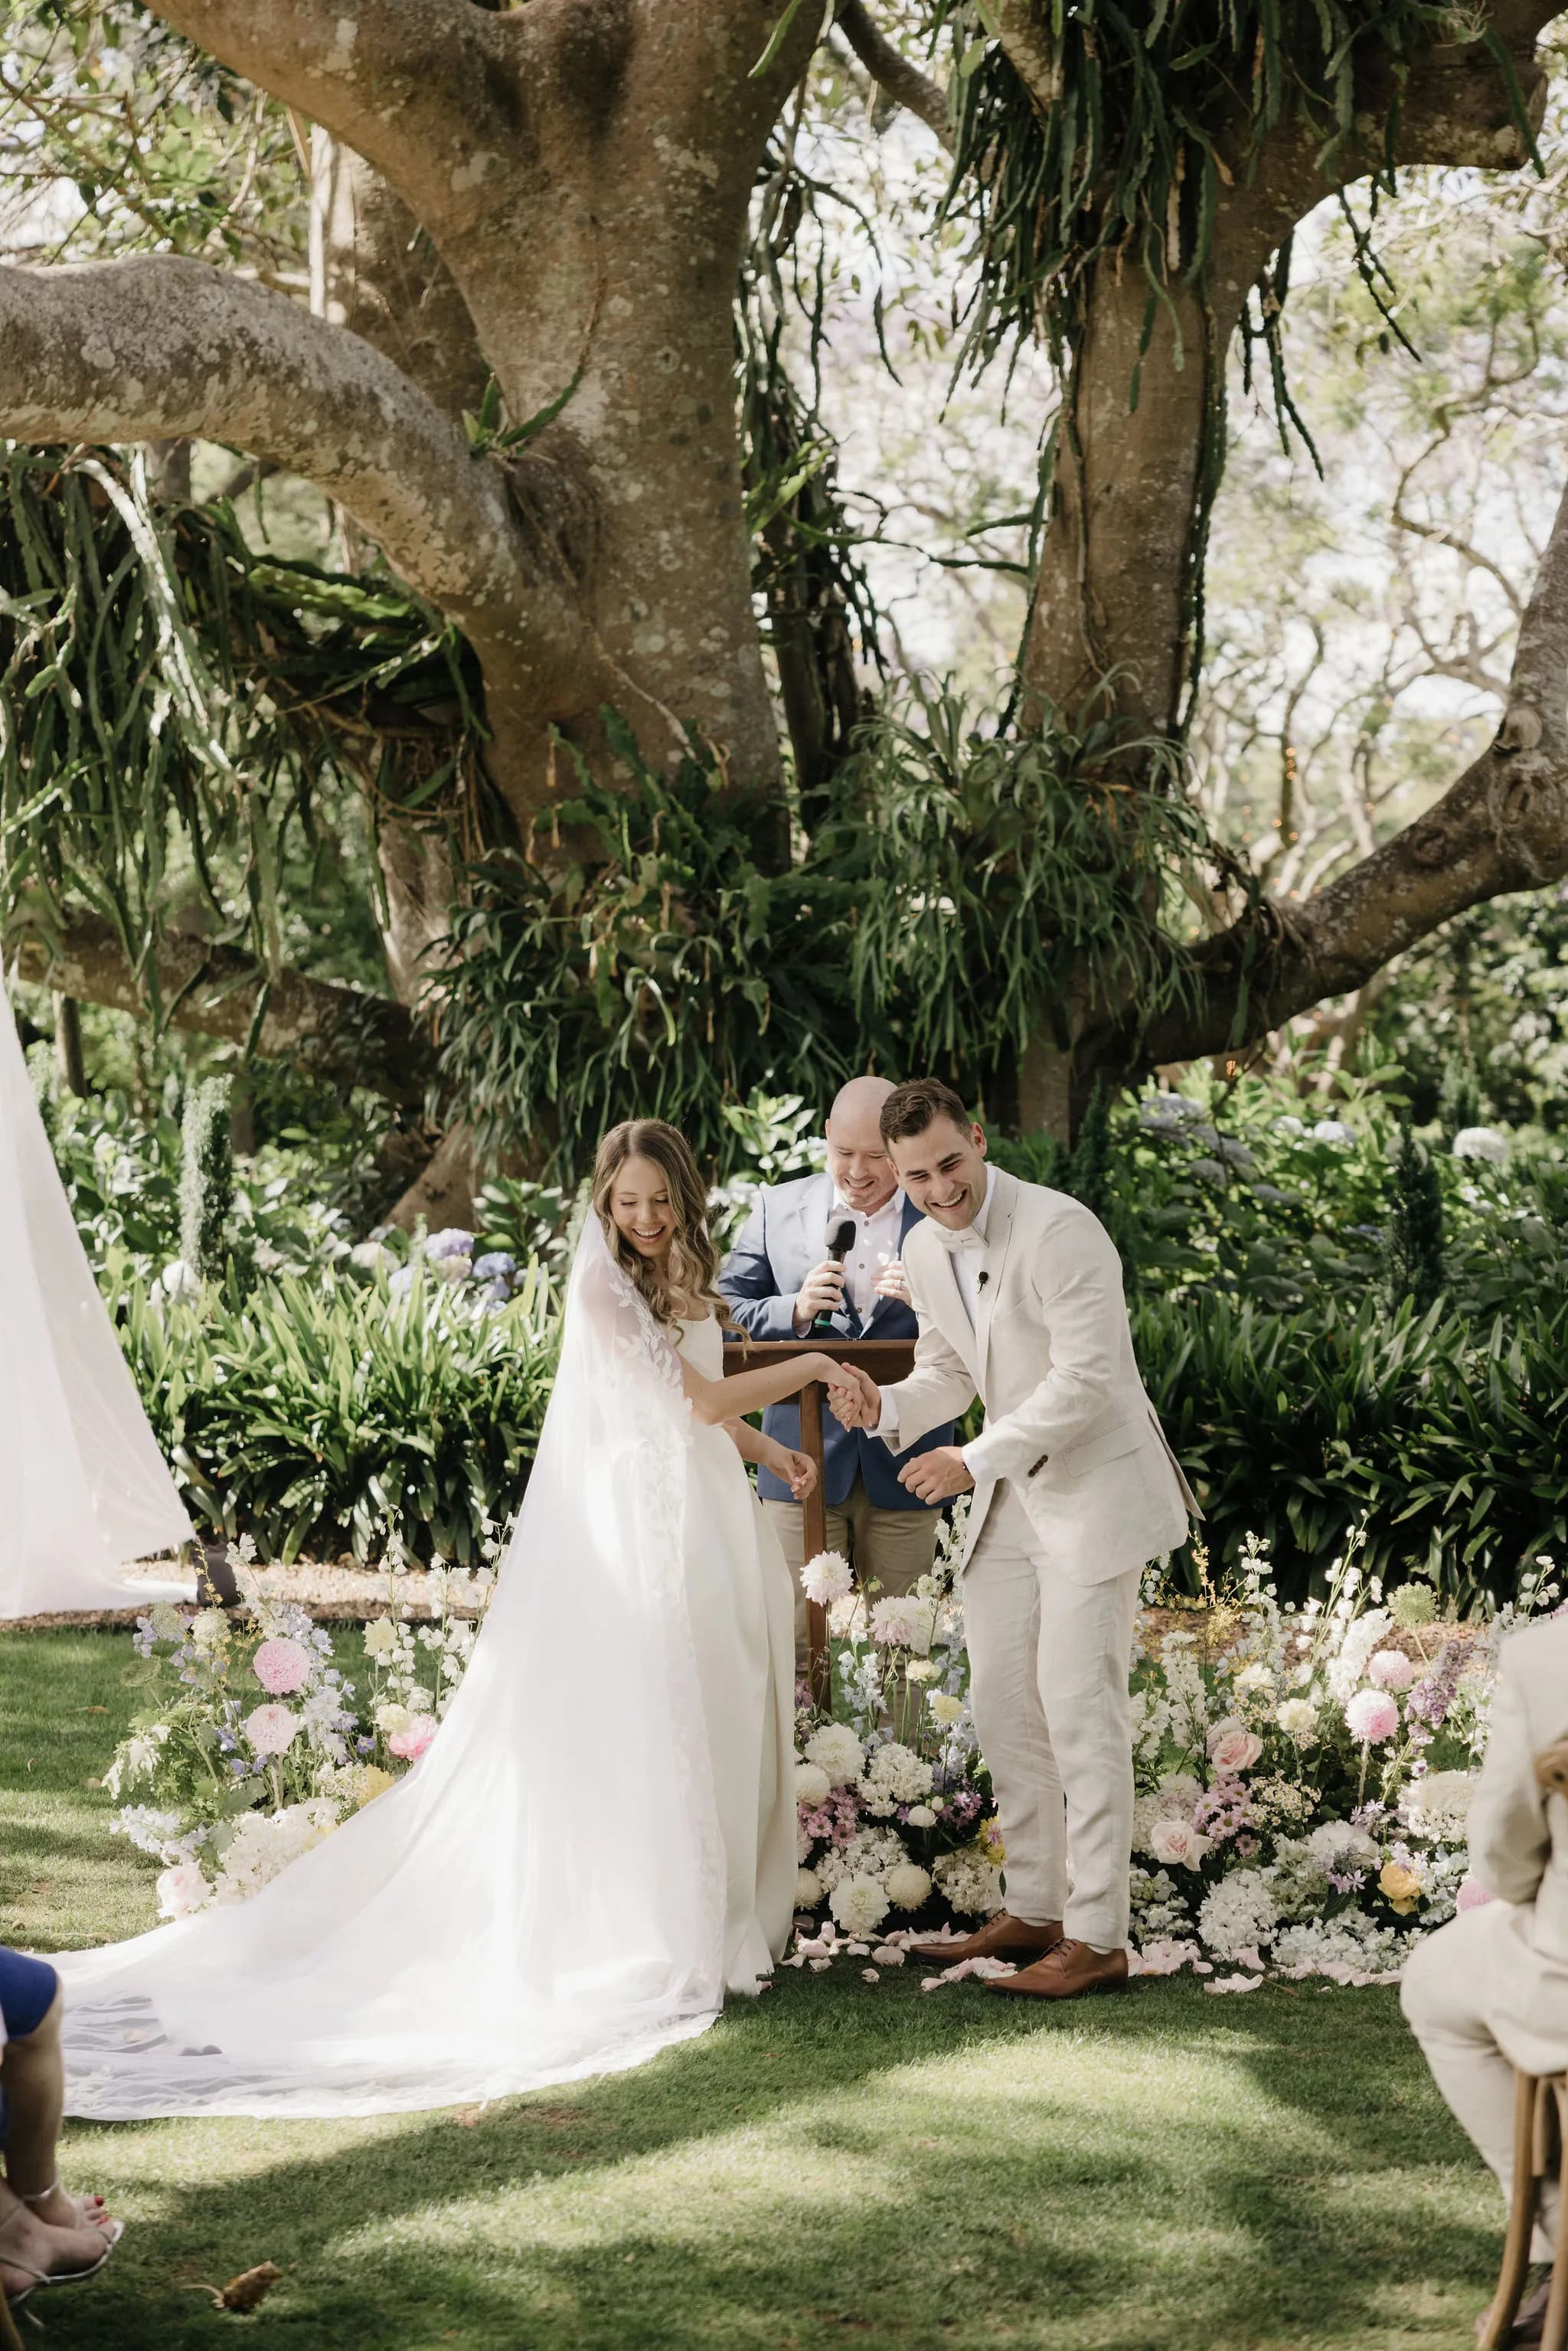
left=675, top=1314, right=724, bottom=1380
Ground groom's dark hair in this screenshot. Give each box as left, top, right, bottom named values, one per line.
left=880, top=1076, right=972, bottom=1145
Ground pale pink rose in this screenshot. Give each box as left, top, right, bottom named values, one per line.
left=253, top=1636, right=313, bottom=1696
left=243, top=1702, right=302, bottom=1756
left=1209, top=1728, right=1263, bottom=1774
left=387, top=1713, right=437, bottom=1761
left=1456, top=1879, right=1494, bottom=1912
left=1148, top=1817, right=1212, bottom=1869
left=1344, top=1688, right=1400, bottom=1745
left=1367, top=1650, right=1416, bottom=1693
left=155, top=1862, right=211, bottom=1920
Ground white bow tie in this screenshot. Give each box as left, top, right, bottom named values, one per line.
left=929, top=1222, right=988, bottom=1254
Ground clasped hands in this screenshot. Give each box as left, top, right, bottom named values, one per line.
left=822, top=1363, right=975, bottom=1503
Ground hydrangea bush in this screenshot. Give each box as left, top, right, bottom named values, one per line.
left=106, top=1533, right=497, bottom=1916
left=787, top=1521, right=1563, bottom=1990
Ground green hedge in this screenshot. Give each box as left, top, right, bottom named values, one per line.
left=116, top=1259, right=558, bottom=1566
left=1143, top=1288, right=1568, bottom=1606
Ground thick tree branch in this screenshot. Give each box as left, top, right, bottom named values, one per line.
left=0, top=254, right=598, bottom=813
left=835, top=3, right=953, bottom=151
left=7, top=917, right=432, bottom=1105
left=1129, top=466, right=1568, bottom=1074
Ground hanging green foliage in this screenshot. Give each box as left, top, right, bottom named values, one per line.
left=0, top=443, right=483, bottom=1017
left=935, top=1, right=1530, bottom=384
left=429, top=715, right=868, bottom=1174
left=839, top=691, right=1213, bottom=1077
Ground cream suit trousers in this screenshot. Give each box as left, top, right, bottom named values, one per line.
left=961, top=1483, right=1140, bottom=1952
left=1402, top=1904, right=1560, bottom=2262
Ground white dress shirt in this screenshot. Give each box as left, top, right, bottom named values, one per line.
left=828, top=1186, right=906, bottom=1321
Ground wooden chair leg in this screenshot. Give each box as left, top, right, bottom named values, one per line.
left=1484, top=2071, right=1545, bottom=2351
left=1540, top=2080, right=1568, bottom=2351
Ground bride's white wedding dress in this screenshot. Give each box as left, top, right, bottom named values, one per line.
left=54, top=1220, right=796, bottom=2117
left=0, top=986, right=194, bottom=1619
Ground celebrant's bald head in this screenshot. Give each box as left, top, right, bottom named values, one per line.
left=825, top=1076, right=899, bottom=1214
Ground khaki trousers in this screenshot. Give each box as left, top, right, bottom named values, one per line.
left=1402, top=1905, right=1560, bottom=2261
left=763, top=1476, right=941, bottom=1673
left=960, top=1484, right=1141, bottom=1953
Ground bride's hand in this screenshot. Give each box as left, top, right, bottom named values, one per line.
left=800, top=1350, right=848, bottom=1388
left=775, top=1446, right=817, bottom=1500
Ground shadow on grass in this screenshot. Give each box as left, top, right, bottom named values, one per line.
left=51, top=1974, right=1499, bottom=2351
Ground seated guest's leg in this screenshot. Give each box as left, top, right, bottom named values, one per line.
left=2, top=1974, right=103, bottom=2230
left=1401, top=1908, right=1558, bottom=2262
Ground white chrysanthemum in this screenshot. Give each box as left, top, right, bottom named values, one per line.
left=927, top=1690, right=964, bottom=1726
left=884, top=1861, right=933, bottom=1912
left=933, top=1847, right=1004, bottom=1920
left=1276, top=1697, right=1319, bottom=1742
left=905, top=1803, right=936, bottom=1828
left=802, top=1549, right=854, bottom=1605
left=1306, top=1820, right=1380, bottom=1870
left=804, top=1721, right=865, bottom=1788
left=829, top=1875, right=890, bottom=1937
left=795, top=1760, right=831, bottom=1807
left=795, top=1865, right=823, bottom=1907
left=858, top=1741, right=935, bottom=1815
left=1452, top=1126, right=1509, bottom=1165
left=363, top=1617, right=398, bottom=1658
left=1233, top=1660, right=1275, bottom=1698
left=1402, top=1768, right=1477, bottom=1842
left=815, top=1828, right=907, bottom=1894
left=1197, top=1869, right=1281, bottom=1961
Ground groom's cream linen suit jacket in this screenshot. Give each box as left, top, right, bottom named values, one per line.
left=882, top=1167, right=1197, bottom=1585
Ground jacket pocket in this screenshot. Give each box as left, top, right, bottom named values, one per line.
left=1040, top=1418, right=1148, bottom=1483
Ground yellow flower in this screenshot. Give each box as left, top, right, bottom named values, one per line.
left=352, top=1765, right=397, bottom=1808
left=978, top=1816, right=1006, bottom=1868
left=927, top=1692, right=964, bottom=1725
left=1379, top=1860, right=1421, bottom=1915
left=904, top=1659, right=937, bottom=1683
left=363, top=1618, right=397, bottom=1658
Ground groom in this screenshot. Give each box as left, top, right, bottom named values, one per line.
left=828, top=1077, right=1198, bottom=2000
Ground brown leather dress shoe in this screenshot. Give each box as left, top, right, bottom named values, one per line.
left=907, top=1912, right=1063, bottom=1969
left=985, top=1938, right=1129, bottom=2000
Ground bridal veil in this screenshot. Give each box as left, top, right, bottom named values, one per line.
left=56, top=1217, right=729, bottom=2116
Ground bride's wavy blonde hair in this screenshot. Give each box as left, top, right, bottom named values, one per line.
left=591, top=1119, right=729, bottom=1331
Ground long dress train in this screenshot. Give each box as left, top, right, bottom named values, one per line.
left=53, top=1221, right=796, bottom=2117
left=0, top=985, right=194, bottom=1619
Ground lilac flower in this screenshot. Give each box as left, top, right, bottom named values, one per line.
left=1407, top=1641, right=1464, bottom=1729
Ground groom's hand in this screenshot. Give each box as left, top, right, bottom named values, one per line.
left=898, top=1446, right=975, bottom=1503
left=827, top=1363, right=880, bottom=1429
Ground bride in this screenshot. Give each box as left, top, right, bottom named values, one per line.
left=54, top=1118, right=844, bottom=2118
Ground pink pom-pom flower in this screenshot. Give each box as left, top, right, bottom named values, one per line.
left=387, top=1713, right=438, bottom=1762
left=1456, top=1879, right=1494, bottom=1913
left=243, top=1703, right=302, bottom=1757
left=1367, top=1650, right=1416, bottom=1693
left=1344, top=1688, right=1400, bottom=1745
left=253, top=1637, right=312, bottom=1696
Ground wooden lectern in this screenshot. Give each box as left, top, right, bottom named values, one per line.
left=724, top=1337, right=916, bottom=1701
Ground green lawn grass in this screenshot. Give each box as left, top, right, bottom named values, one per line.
left=1, top=1630, right=1503, bottom=2351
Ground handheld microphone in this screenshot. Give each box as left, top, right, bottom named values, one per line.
left=812, top=1216, right=858, bottom=1334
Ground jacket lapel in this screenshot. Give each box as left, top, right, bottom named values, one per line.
left=910, top=1226, right=981, bottom=1383
left=972, top=1166, right=1018, bottom=1396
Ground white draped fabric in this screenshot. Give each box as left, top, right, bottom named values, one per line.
left=0, top=986, right=194, bottom=1619
left=56, top=1218, right=795, bottom=2118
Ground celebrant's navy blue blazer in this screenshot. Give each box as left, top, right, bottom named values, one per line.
left=719, top=1171, right=953, bottom=1509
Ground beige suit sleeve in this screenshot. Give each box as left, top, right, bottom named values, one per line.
left=962, top=1207, right=1123, bottom=1486
left=1468, top=1641, right=1552, bottom=1907
left=879, top=1252, right=976, bottom=1451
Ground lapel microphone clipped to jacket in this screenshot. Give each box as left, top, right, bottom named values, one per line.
left=977, top=1271, right=989, bottom=1290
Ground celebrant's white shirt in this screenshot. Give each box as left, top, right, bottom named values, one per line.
left=831, top=1185, right=906, bottom=1321
left=876, top=1167, right=995, bottom=1468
